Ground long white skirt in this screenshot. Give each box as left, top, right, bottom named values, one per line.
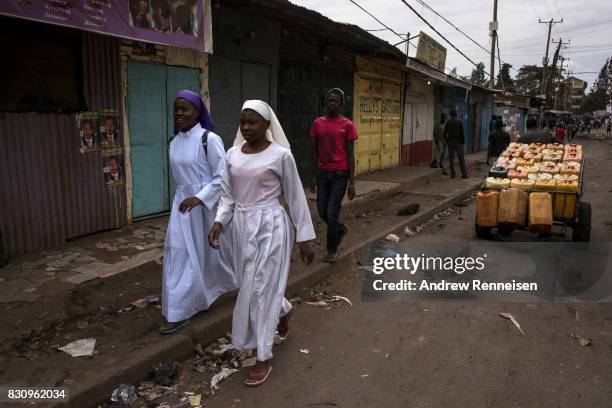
left=231, top=199, right=293, bottom=361
left=162, top=183, right=237, bottom=322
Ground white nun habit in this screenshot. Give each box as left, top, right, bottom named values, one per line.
left=162, top=124, right=237, bottom=323
left=215, top=100, right=315, bottom=361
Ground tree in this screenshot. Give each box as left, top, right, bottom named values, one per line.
left=582, top=89, right=606, bottom=112
left=470, top=62, right=487, bottom=86
left=589, top=58, right=612, bottom=109
left=495, top=63, right=515, bottom=91
left=515, top=65, right=543, bottom=96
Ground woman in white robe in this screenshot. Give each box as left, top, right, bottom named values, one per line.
left=208, top=100, right=315, bottom=386
left=160, top=90, right=237, bottom=334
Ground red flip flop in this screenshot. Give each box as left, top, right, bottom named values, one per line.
left=244, top=366, right=272, bottom=387
left=277, top=310, right=293, bottom=337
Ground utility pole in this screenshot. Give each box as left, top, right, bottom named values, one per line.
left=554, top=56, right=566, bottom=110
left=550, top=38, right=570, bottom=107
left=539, top=18, right=563, bottom=97
left=489, top=0, right=498, bottom=88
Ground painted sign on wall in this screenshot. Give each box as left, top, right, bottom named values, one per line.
left=0, top=0, right=207, bottom=51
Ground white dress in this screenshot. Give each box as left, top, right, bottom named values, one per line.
left=215, top=142, right=315, bottom=361
left=162, top=124, right=237, bottom=323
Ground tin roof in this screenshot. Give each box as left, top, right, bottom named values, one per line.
left=219, top=0, right=407, bottom=61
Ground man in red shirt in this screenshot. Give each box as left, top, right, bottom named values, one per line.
left=310, top=88, right=357, bottom=263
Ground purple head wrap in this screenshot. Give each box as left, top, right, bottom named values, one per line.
left=174, top=90, right=215, bottom=134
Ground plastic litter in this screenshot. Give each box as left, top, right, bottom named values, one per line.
left=330, top=295, right=352, bottom=306
left=300, top=349, right=310, bottom=354
left=210, top=368, right=239, bottom=394
left=385, top=234, right=400, bottom=242
left=110, top=384, right=137, bottom=405
left=499, top=312, right=525, bottom=335
left=404, top=226, right=416, bottom=236
left=188, top=394, right=201, bottom=407
left=58, top=338, right=96, bottom=357
left=131, top=294, right=161, bottom=308
left=569, top=333, right=592, bottom=346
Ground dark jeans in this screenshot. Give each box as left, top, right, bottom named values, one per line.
left=448, top=142, right=468, bottom=177
left=316, top=169, right=348, bottom=253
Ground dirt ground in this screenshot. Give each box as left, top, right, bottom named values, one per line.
left=116, top=134, right=612, bottom=408
left=0, top=161, right=483, bottom=401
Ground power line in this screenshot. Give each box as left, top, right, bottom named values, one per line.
left=412, top=0, right=518, bottom=73
left=552, top=0, right=571, bottom=41
left=348, top=0, right=406, bottom=42
left=398, top=0, right=491, bottom=77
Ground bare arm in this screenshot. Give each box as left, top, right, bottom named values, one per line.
left=346, top=139, right=356, bottom=200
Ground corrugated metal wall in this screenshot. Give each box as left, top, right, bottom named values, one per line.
left=0, top=32, right=125, bottom=256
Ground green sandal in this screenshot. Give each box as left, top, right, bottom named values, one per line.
left=159, top=319, right=191, bottom=335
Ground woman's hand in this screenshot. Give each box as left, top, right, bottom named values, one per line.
left=208, top=222, right=223, bottom=249
left=179, top=197, right=203, bottom=213
left=299, top=241, right=314, bottom=265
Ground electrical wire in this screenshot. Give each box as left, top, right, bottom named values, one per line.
left=348, top=0, right=406, bottom=42
left=411, top=0, right=517, bottom=72
left=397, top=0, right=491, bottom=78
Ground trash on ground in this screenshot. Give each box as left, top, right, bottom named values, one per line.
left=361, top=374, right=369, bottom=378
left=404, top=226, right=416, bottom=236
left=274, top=333, right=287, bottom=345
left=58, top=338, right=96, bottom=357
left=210, top=368, right=239, bottom=394
left=110, top=384, right=137, bottom=405
left=498, top=312, right=525, bottom=335
left=397, top=203, right=419, bottom=216
left=131, top=294, right=161, bottom=308
left=569, top=333, right=592, bottom=346
left=304, top=300, right=329, bottom=307
left=194, top=343, right=206, bottom=357
left=211, top=343, right=234, bottom=355
left=300, top=349, right=310, bottom=354
left=242, top=357, right=257, bottom=367
left=187, top=394, right=201, bottom=407
left=151, top=358, right=177, bottom=386
left=385, top=233, right=400, bottom=242
left=117, top=305, right=134, bottom=314
left=330, top=295, right=352, bottom=306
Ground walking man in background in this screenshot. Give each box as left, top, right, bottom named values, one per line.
left=431, top=113, right=448, bottom=174
left=443, top=109, right=468, bottom=179
left=488, top=120, right=511, bottom=164
left=310, top=88, right=357, bottom=264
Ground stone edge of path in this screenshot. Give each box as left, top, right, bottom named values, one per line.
left=63, top=180, right=481, bottom=408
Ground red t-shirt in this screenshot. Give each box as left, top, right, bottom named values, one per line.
left=555, top=127, right=566, bottom=141
left=309, top=115, right=358, bottom=171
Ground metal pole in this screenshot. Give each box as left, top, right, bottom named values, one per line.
left=489, top=0, right=498, bottom=88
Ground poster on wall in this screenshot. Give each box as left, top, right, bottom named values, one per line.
left=102, top=148, right=125, bottom=186
left=78, top=112, right=99, bottom=153
left=98, top=109, right=121, bottom=148
left=0, top=0, right=208, bottom=52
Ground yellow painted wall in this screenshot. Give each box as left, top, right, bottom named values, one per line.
left=353, top=57, right=402, bottom=175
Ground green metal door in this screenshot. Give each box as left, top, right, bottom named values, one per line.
left=128, top=61, right=200, bottom=218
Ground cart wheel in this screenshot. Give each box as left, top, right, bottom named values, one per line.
left=475, top=222, right=492, bottom=239
left=572, top=202, right=591, bottom=242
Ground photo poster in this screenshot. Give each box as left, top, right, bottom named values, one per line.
left=102, top=148, right=126, bottom=186
left=98, top=109, right=122, bottom=149
left=78, top=112, right=99, bottom=153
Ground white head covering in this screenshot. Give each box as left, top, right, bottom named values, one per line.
left=234, top=100, right=291, bottom=151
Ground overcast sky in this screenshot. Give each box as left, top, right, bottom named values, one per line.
left=290, top=0, right=612, bottom=91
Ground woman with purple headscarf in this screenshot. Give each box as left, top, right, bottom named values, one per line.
left=160, top=90, right=237, bottom=334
